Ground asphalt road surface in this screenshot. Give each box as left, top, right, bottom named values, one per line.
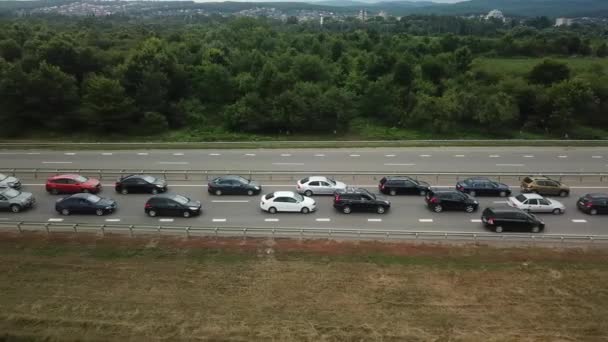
left=1, top=147, right=608, bottom=172
left=0, top=181, right=605, bottom=235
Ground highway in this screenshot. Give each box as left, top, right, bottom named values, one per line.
left=0, top=147, right=606, bottom=236
left=1, top=147, right=608, bottom=172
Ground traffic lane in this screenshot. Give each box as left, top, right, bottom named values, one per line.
left=1, top=185, right=605, bottom=235
left=2, top=147, right=608, bottom=172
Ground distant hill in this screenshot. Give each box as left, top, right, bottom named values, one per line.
left=315, top=0, right=434, bottom=7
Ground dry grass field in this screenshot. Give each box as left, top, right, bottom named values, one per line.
left=1, top=232, right=608, bottom=341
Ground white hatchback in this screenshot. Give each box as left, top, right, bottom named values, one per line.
left=508, top=193, right=566, bottom=214
left=260, top=191, right=317, bottom=214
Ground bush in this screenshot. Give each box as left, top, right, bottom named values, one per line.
left=140, top=112, right=169, bottom=135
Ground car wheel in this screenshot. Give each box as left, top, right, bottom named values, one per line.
left=304, top=190, right=313, bottom=197
left=389, top=189, right=396, bottom=196
left=469, top=191, right=476, bottom=197
left=494, top=226, right=503, bottom=233
left=532, top=226, right=540, bottom=233
left=10, top=204, right=21, bottom=213
left=465, top=205, right=475, bottom=213
left=148, top=210, right=157, bottom=217
left=499, top=191, right=507, bottom=197
left=559, top=191, right=568, bottom=197
left=590, top=209, right=598, bottom=215
left=151, top=188, right=159, bottom=195
left=433, top=205, right=443, bottom=213
left=552, top=208, right=562, bottom=215
left=96, top=209, right=104, bottom=216
left=247, top=189, right=254, bottom=196
left=121, top=188, right=128, bottom=195
left=342, top=206, right=351, bottom=214
left=61, top=208, right=70, bottom=216
left=215, top=189, right=222, bottom=196
left=301, top=207, right=310, bottom=214
left=377, top=206, right=386, bottom=214
left=183, top=211, right=191, bottom=218
left=419, top=190, right=426, bottom=196
left=50, top=188, right=59, bottom=195
left=268, top=207, right=277, bottom=214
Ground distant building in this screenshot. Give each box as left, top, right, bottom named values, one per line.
left=485, top=9, right=505, bottom=22
left=555, top=18, right=573, bottom=26
left=358, top=9, right=368, bottom=21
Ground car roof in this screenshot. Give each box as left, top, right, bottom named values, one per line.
left=585, top=193, right=608, bottom=199
left=527, top=176, right=552, bottom=181
left=433, top=190, right=462, bottom=195
left=464, top=177, right=491, bottom=182
left=216, top=175, right=246, bottom=181
left=50, top=174, right=83, bottom=180
left=273, top=191, right=296, bottom=197
left=306, top=176, right=329, bottom=182
left=385, top=176, right=414, bottom=180
left=517, top=193, right=543, bottom=200
left=149, top=193, right=182, bottom=199
left=484, top=207, right=524, bottom=214
left=66, top=193, right=98, bottom=199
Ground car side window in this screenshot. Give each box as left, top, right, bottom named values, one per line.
left=286, top=197, right=297, bottom=203
left=166, top=200, right=179, bottom=208
left=308, top=181, right=320, bottom=186
left=402, top=180, right=414, bottom=187
left=320, top=181, right=330, bottom=187
left=361, top=195, right=372, bottom=201
left=0, top=195, right=6, bottom=201
left=537, top=181, right=546, bottom=186
left=67, top=179, right=77, bottom=185
left=539, top=199, right=550, bottom=205
left=546, top=181, right=558, bottom=187
left=274, top=197, right=286, bottom=203
left=528, top=199, right=538, bottom=205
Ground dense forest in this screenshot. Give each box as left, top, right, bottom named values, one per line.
left=1, top=15, right=608, bottom=140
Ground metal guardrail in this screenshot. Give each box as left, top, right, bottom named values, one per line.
left=2, top=221, right=608, bottom=245
left=1, top=168, right=607, bottom=184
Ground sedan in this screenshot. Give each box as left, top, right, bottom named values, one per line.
left=46, top=174, right=101, bottom=194
left=379, top=176, right=430, bottom=196
left=508, top=193, right=565, bottom=215
left=208, top=175, right=261, bottom=196
left=55, top=193, right=117, bottom=216
left=0, top=187, right=35, bottom=213
left=115, top=174, right=167, bottom=194
left=0, top=173, right=21, bottom=189
left=260, top=191, right=317, bottom=214
left=145, top=194, right=202, bottom=218
left=456, top=177, right=511, bottom=197
left=296, top=176, right=346, bottom=196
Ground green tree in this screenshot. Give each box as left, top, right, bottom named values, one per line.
left=474, top=92, right=519, bottom=132
left=392, top=59, right=415, bottom=89
left=596, top=42, right=608, bottom=58
left=451, top=47, right=473, bottom=73
left=421, top=56, right=447, bottom=85
left=0, top=39, right=21, bottom=62
left=547, top=79, right=597, bottom=135
left=528, top=59, right=571, bottom=85
left=80, top=75, right=136, bottom=133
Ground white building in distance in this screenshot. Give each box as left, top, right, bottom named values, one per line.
left=485, top=9, right=505, bottom=22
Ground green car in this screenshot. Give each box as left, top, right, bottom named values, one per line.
left=0, top=187, right=35, bottom=213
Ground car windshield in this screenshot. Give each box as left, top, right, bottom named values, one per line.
left=0, top=174, right=6, bottom=181
left=142, top=175, right=156, bottom=183
left=361, top=189, right=376, bottom=199
left=515, top=194, right=527, bottom=202
left=234, top=176, right=248, bottom=184
left=173, top=195, right=189, bottom=205
left=74, top=175, right=88, bottom=183
left=86, top=195, right=101, bottom=203
left=294, top=193, right=304, bottom=202
left=2, top=188, right=20, bottom=199
left=326, top=178, right=336, bottom=185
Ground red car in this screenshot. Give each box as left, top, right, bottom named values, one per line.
left=46, top=174, right=102, bottom=195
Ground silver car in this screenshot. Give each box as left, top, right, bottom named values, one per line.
left=508, top=193, right=565, bottom=215
left=0, top=173, right=21, bottom=189
left=0, top=187, right=35, bottom=213
left=296, top=176, right=347, bottom=196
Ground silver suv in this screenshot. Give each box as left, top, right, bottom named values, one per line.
left=0, top=173, right=21, bottom=189
left=0, top=187, right=35, bottom=213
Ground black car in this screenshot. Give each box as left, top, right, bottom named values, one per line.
left=115, top=174, right=167, bottom=194
left=481, top=207, right=545, bottom=233
left=55, top=193, right=117, bottom=216
left=379, top=176, right=431, bottom=196
left=208, top=175, right=261, bottom=196
left=333, top=187, right=391, bottom=214
left=456, top=177, right=511, bottom=197
left=145, top=193, right=202, bottom=218
left=577, top=193, right=608, bottom=215
left=425, top=190, right=479, bottom=213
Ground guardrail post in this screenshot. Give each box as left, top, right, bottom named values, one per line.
left=589, top=236, right=594, bottom=244
left=358, top=230, right=361, bottom=239
left=300, top=229, right=303, bottom=241
left=98, top=170, right=102, bottom=180
left=157, top=225, right=161, bottom=234
left=72, top=224, right=78, bottom=233
left=444, top=233, right=448, bottom=240
left=34, top=168, right=38, bottom=179
left=45, top=223, right=50, bottom=235
left=214, top=227, right=218, bottom=239
left=100, top=224, right=105, bottom=236
left=242, top=228, right=247, bottom=240
left=185, top=171, right=189, bottom=181
left=328, top=229, right=332, bottom=239
left=271, top=228, right=275, bottom=240
left=473, top=234, right=477, bottom=242
left=17, top=222, right=22, bottom=233
left=186, top=226, right=190, bottom=239
left=415, top=232, right=419, bottom=239
left=129, top=225, right=134, bottom=237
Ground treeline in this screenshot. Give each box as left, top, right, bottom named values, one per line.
left=0, top=16, right=608, bottom=138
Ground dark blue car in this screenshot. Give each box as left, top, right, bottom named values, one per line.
left=55, top=193, right=117, bottom=216
left=456, top=177, right=511, bottom=197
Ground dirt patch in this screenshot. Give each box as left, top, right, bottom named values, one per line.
left=0, top=232, right=607, bottom=341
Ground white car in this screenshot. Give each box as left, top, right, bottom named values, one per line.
left=0, top=173, right=22, bottom=189
left=508, top=193, right=565, bottom=214
left=296, top=176, right=346, bottom=196
left=260, top=191, right=317, bottom=214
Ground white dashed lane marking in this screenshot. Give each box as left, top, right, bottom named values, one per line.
left=493, top=201, right=508, bottom=204
left=384, top=154, right=396, bottom=157
left=105, top=219, right=121, bottom=222
left=384, top=163, right=416, bottom=166
left=137, top=152, right=149, bottom=156
left=272, top=162, right=304, bottom=166
left=27, top=152, right=41, bottom=155
left=489, top=155, right=500, bottom=158
left=418, top=219, right=433, bottom=223
left=367, top=218, right=382, bottom=222
left=316, top=218, right=331, bottom=222
left=470, top=219, right=482, bottom=223
left=101, top=153, right=113, bottom=156
left=523, top=155, right=534, bottom=158
left=572, top=219, right=587, bottom=223
left=173, top=153, right=184, bottom=156
left=558, top=155, right=568, bottom=158
left=159, top=219, right=174, bottom=222
left=211, top=200, right=249, bottom=203
left=244, top=153, right=256, bottom=156
left=314, top=154, right=326, bottom=157
left=158, top=162, right=189, bottom=165
left=592, top=156, right=603, bottom=159
left=280, top=154, right=292, bottom=157
left=212, top=218, right=227, bottom=222
left=42, top=161, right=72, bottom=164
left=64, top=152, right=76, bottom=156
left=454, top=155, right=465, bottom=157
left=496, top=164, right=524, bottom=167
left=349, top=154, right=361, bottom=157
left=265, top=218, right=279, bottom=222
left=48, top=218, right=64, bottom=222
left=209, top=153, right=221, bottom=156
left=419, top=154, right=431, bottom=157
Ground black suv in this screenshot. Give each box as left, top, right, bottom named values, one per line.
left=333, top=188, right=391, bottom=214
left=115, top=174, right=167, bottom=194
left=208, top=175, right=262, bottom=196
left=577, top=193, right=608, bottom=215
left=481, top=207, right=545, bottom=233
left=379, top=176, right=430, bottom=196
left=456, top=177, right=511, bottom=197
left=145, top=194, right=202, bottom=218
left=425, top=190, right=479, bottom=213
